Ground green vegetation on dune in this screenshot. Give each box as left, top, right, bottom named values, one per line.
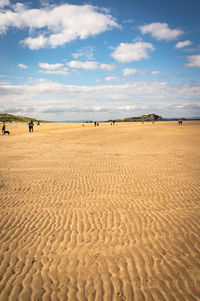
left=0, top=113, right=52, bottom=123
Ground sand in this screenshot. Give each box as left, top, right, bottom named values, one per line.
left=0, top=121, right=200, bottom=301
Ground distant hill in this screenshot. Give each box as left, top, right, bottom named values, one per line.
left=108, top=114, right=164, bottom=122
left=0, top=113, right=51, bottom=123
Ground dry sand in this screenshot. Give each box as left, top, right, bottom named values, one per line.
left=0, top=121, right=200, bottom=301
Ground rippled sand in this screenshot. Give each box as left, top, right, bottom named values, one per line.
left=0, top=121, right=200, bottom=301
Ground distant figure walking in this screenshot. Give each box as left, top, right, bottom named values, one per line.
left=37, top=121, right=40, bottom=125
left=178, top=120, right=183, bottom=125
left=1, top=122, right=5, bottom=134
left=28, top=120, right=34, bottom=132
left=113, top=120, right=115, bottom=125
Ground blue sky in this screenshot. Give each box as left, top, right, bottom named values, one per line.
left=0, top=0, right=200, bottom=121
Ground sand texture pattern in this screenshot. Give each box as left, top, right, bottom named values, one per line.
left=0, top=121, right=200, bottom=301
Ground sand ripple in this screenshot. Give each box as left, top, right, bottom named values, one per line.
left=0, top=121, right=200, bottom=300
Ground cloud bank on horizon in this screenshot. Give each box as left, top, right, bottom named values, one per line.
left=0, top=0, right=200, bottom=120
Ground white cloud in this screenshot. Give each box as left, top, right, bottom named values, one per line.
left=175, top=40, right=192, bottom=49
left=123, top=69, right=160, bottom=76
left=67, top=60, right=115, bottom=71
left=123, top=19, right=134, bottom=24
left=123, top=68, right=137, bottom=76
left=38, top=62, right=64, bottom=70
left=151, top=70, right=160, bottom=75
left=38, top=62, right=68, bottom=75
left=99, top=63, right=115, bottom=71
left=18, top=63, right=28, bottom=69
left=0, top=4, right=119, bottom=49
left=22, top=36, right=48, bottom=50
left=40, top=69, right=68, bottom=75
left=1, top=79, right=200, bottom=121
left=0, top=0, right=10, bottom=8
left=72, top=47, right=95, bottom=60
left=67, top=61, right=98, bottom=70
left=123, top=68, right=146, bottom=76
left=105, top=76, right=119, bottom=82
left=140, top=22, right=183, bottom=41
left=1, top=79, right=200, bottom=122
left=185, top=55, right=200, bottom=68
left=111, top=42, right=154, bottom=63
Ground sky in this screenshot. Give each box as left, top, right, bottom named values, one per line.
left=0, top=0, right=200, bottom=121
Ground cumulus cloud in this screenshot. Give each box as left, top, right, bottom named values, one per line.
left=1, top=80, right=200, bottom=121
left=175, top=40, right=192, bottom=49
left=185, top=55, right=200, bottom=68
left=0, top=0, right=10, bottom=8
left=18, top=63, right=28, bottom=69
left=22, top=36, right=48, bottom=50
left=99, top=63, right=115, bottom=71
left=140, top=22, right=183, bottom=41
left=38, top=62, right=68, bottom=75
left=67, top=61, right=98, bottom=70
left=111, top=42, right=154, bottom=63
left=0, top=3, right=119, bottom=49
left=123, top=68, right=146, bottom=76
left=38, top=62, right=64, bottom=70
left=123, top=68, right=138, bottom=76
left=123, top=68, right=159, bottom=76
left=72, top=47, right=95, bottom=60
left=67, top=60, right=115, bottom=71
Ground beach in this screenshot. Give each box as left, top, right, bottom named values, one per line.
left=0, top=121, right=200, bottom=301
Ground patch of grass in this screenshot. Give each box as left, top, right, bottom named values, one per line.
left=0, top=113, right=52, bottom=123
left=108, top=114, right=163, bottom=122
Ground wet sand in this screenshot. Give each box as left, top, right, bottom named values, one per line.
left=0, top=121, right=200, bottom=301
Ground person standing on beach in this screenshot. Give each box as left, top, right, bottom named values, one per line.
left=28, top=120, right=34, bottom=132
left=1, top=122, right=6, bottom=134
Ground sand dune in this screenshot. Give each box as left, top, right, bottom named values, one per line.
left=0, top=121, right=200, bottom=300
